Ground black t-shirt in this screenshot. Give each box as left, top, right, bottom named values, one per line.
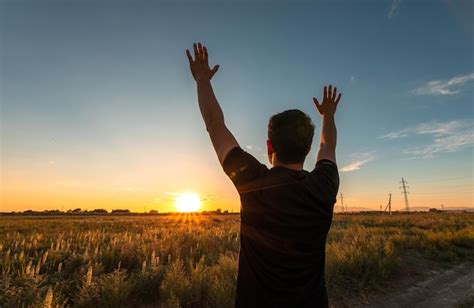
left=223, top=146, right=339, bottom=308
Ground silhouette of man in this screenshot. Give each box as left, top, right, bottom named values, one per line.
left=186, top=43, right=341, bottom=308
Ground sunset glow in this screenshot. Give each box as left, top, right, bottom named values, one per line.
left=1, top=2, right=473, bottom=214
left=175, top=192, right=202, bottom=213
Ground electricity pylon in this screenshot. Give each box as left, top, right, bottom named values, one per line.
left=340, top=194, right=345, bottom=213
left=384, top=193, right=392, bottom=215
left=400, top=177, right=410, bottom=212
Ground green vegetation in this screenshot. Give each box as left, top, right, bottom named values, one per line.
left=0, top=213, right=473, bottom=307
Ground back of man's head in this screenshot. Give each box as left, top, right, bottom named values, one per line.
left=268, top=109, right=315, bottom=164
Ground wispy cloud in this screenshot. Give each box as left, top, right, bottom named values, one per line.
left=379, top=131, right=409, bottom=140
left=381, top=119, right=474, bottom=158
left=340, top=152, right=376, bottom=172
left=411, top=72, right=474, bottom=96
left=388, top=0, right=401, bottom=19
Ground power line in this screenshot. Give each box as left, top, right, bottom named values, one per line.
left=416, top=183, right=473, bottom=188
left=409, top=176, right=472, bottom=183
left=411, top=190, right=473, bottom=195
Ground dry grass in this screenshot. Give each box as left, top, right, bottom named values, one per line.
left=0, top=212, right=472, bottom=307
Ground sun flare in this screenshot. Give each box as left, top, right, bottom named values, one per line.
left=175, top=192, right=201, bottom=213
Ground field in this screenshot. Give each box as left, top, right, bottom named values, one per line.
left=1, top=213, right=473, bottom=307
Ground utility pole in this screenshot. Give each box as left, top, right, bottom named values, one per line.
left=380, top=204, right=382, bottom=212
left=340, top=194, right=344, bottom=213
left=441, top=204, right=444, bottom=211
left=400, top=177, right=410, bottom=212
left=384, top=193, right=392, bottom=215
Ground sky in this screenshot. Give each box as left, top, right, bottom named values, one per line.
left=1, top=0, right=473, bottom=213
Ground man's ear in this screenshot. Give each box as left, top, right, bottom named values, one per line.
left=266, top=139, right=274, bottom=155
left=267, top=139, right=274, bottom=164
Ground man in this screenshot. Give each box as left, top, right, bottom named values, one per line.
left=186, top=43, right=341, bottom=307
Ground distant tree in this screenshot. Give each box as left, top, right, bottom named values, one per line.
left=72, top=208, right=82, bottom=213
left=44, top=210, right=60, bottom=213
left=112, top=209, right=131, bottom=214
left=91, top=209, right=108, bottom=214
left=216, top=208, right=222, bottom=214
left=149, top=210, right=159, bottom=214
left=223, top=210, right=229, bottom=214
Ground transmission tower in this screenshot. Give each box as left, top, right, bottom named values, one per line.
left=340, top=194, right=345, bottom=213
left=384, top=193, right=392, bottom=215
left=399, top=177, right=410, bottom=212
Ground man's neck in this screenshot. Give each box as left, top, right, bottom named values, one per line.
left=272, top=161, right=304, bottom=171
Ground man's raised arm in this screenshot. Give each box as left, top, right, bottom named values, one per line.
left=186, top=43, right=239, bottom=165
left=312, top=85, right=342, bottom=164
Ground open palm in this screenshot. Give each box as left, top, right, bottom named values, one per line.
left=313, top=85, right=341, bottom=116
left=186, top=43, right=220, bottom=82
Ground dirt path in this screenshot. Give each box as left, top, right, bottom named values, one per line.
left=357, top=263, right=474, bottom=308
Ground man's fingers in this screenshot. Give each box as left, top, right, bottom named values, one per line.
left=312, top=97, right=320, bottom=106
left=335, top=93, right=342, bottom=105
left=186, top=49, right=193, bottom=64
left=328, top=85, right=332, bottom=99
left=203, top=46, right=208, bottom=64
left=198, top=42, right=203, bottom=61
left=193, top=43, right=199, bottom=61
left=211, top=64, right=220, bottom=77
left=323, top=86, right=327, bottom=100
left=332, top=87, right=337, bottom=101
left=313, top=97, right=322, bottom=113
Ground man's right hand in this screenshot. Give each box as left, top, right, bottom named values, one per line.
left=186, top=42, right=220, bottom=83
left=313, top=85, right=341, bottom=164
left=313, top=85, right=341, bottom=116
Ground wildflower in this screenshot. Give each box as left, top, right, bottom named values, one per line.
left=44, top=287, right=53, bottom=308
left=25, top=260, right=33, bottom=276
left=85, top=265, right=93, bottom=287
left=42, top=250, right=49, bottom=263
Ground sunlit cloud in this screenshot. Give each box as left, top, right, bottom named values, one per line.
left=340, top=152, right=376, bottom=172
left=411, top=72, right=474, bottom=96
left=381, top=119, right=474, bottom=158
left=388, top=0, right=401, bottom=19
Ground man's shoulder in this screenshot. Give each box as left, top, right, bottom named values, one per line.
left=222, top=146, right=269, bottom=193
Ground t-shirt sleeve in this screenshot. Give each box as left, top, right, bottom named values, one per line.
left=222, top=146, right=268, bottom=193
left=309, top=159, right=340, bottom=204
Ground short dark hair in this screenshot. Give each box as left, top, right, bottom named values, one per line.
left=268, top=109, right=315, bottom=164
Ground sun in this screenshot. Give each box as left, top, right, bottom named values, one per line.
left=175, top=192, right=201, bottom=213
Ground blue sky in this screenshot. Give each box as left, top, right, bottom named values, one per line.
left=1, top=0, right=473, bottom=212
